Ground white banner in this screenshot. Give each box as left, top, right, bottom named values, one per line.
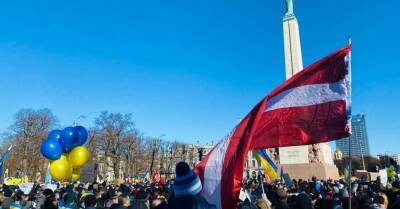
left=379, top=169, right=388, bottom=187
left=45, top=183, right=58, bottom=192
left=19, top=183, right=34, bottom=195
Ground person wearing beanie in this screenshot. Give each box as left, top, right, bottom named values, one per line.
left=40, top=193, right=58, bottom=209
left=117, top=194, right=131, bottom=209
left=59, top=193, right=78, bottom=209
left=150, top=199, right=167, bottom=209
left=173, top=161, right=202, bottom=197
left=10, top=190, right=24, bottom=209
left=272, top=188, right=289, bottom=209
left=295, top=193, right=313, bottom=209
left=132, top=189, right=150, bottom=209
left=167, top=161, right=216, bottom=209
left=84, top=194, right=97, bottom=209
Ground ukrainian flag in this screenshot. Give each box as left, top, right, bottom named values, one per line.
left=10, top=202, right=22, bottom=209
left=253, top=150, right=278, bottom=181
left=143, top=167, right=151, bottom=182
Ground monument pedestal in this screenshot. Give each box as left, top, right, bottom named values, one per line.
left=282, top=163, right=339, bottom=180
left=278, top=143, right=339, bottom=180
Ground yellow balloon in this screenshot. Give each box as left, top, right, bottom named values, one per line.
left=71, top=168, right=81, bottom=182
left=68, top=146, right=90, bottom=168
left=50, top=154, right=68, bottom=163
left=59, top=154, right=69, bottom=161
left=50, top=159, right=73, bottom=181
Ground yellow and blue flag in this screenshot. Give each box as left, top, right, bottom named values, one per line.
left=143, top=167, right=151, bottom=182
left=10, top=202, right=23, bottom=209
left=253, top=150, right=278, bottom=182
left=0, top=145, right=13, bottom=176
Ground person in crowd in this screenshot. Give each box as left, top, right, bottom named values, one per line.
left=150, top=198, right=167, bottom=209
left=294, top=193, right=313, bottom=209
left=256, top=197, right=272, bottom=209
left=83, top=195, right=97, bottom=209
left=166, top=161, right=216, bottom=209
left=10, top=190, right=24, bottom=209
left=131, top=189, right=149, bottom=209
left=59, top=193, right=77, bottom=209
left=40, top=193, right=58, bottom=209
left=272, top=188, right=290, bottom=209
left=117, top=195, right=130, bottom=209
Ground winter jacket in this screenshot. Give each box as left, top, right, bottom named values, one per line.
left=370, top=203, right=385, bottom=209
left=166, top=195, right=217, bottom=209
left=390, top=199, right=400, bottom=209
left=131, top=199, right=149, bottom=209
left=238, top=200, right=258, bottom=209
left=295, top=193, right=313, bottom=209
left=272, top=201, right=290, bottom=209
left=35, top=195, right=46, bottom=209
left=22, top=201, right=36, bottom=209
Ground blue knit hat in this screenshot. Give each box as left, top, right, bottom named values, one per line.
left=173, top=161, right=202, bottom=197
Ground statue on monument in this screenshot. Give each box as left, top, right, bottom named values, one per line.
left=268, top=148, right=280, bottom=164
left=308, top=144, right=322, bottom=163
left=284, top=0, right=294, bottom=16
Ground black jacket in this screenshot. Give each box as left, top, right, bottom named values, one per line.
left=167, top=195, right=217, bottom=209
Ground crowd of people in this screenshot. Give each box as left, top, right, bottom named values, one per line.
left=239, top=176, right=400, bottom=209
left=0, top=162, right=399, bottom=209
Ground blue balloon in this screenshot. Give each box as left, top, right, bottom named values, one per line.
left=60, top=127, right=78, bottom=152
left=74, top=126, right=88, bottom=146
left=40, top=139, right=62, bottom=160
left=48, top=129, right=62, bottom=142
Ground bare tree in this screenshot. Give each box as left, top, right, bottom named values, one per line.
left=121, top=131, right=146, bottom=177
left=2, top=108, right=58, bottom=179
left=146, top=137, right=162, bottom=177
left=91, top=111, right=137, bottom=179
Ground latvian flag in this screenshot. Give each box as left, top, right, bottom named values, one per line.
left=195, top=45, right=351, bottom=209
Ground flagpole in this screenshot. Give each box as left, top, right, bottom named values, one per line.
left=347, top=36, right=352, bottom=209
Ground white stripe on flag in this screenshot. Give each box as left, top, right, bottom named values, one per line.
left=265, top=79, right=348, bottom=112
left=203, top=130, right=234, bottom=209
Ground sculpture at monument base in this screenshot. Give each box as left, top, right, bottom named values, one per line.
left=309, top=144, right=322, bottom=164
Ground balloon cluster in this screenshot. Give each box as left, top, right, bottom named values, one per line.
left=40, top=126, right=90, bottom=182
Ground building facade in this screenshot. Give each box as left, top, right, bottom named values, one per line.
left=79, top=153, right=127, bottom=183
left=336, top=114, right=370, bottom=157
left=160, top=143, right=214, bottom=179
left=245, top=149, right=279, bottom=174
left=377, top=154, right=400, bottom=166
left=391, top=154, right=400, bottom=165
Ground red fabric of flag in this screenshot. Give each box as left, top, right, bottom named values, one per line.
left=195, top=45, right=351, bottom=209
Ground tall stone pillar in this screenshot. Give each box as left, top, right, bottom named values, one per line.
left=278, top=0, right=339, bottom=180
left=283, top=13, right=303, bottom=79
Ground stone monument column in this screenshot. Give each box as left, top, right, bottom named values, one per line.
left=278, top=0, right=339, bottom=180
left=283, top=0, right=303, bottom=79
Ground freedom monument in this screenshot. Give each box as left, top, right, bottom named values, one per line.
left=278, top=0, right=340, bottom=180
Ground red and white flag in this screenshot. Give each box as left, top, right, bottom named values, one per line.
left=152, top=169, right=161, bottom=183
left=195, top=45, right=351, bottom=209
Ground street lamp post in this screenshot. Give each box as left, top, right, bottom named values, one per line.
left=149, top=134, right=165, bottom=179
left=73, top=115, right=86, bottom=126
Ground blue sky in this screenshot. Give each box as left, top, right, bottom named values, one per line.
left=0, top=1, right=398, bottom=155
